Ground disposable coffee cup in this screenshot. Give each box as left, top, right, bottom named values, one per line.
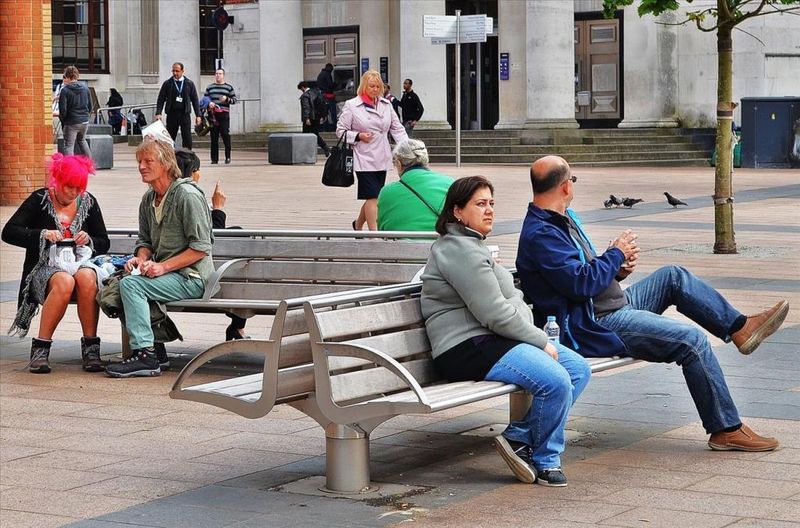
left=487, top=245, right=500, bottom=259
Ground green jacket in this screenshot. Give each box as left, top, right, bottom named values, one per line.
left=420, top=223, right=548, bottom=359
left=135, top=178, right=214, bottom=284
left=377, top=167, right=452, bottom=232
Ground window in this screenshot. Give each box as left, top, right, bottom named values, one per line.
left=199, top=0, right=222, bottom=75
left=52, top=0, right=109, bottom=73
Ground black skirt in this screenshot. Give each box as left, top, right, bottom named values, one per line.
left=356, top=170, right=386, bottom=199
left=433, top=334, right=523, bottom=382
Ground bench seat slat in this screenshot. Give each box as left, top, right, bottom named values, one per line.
left=315, top=298, right=423, bottom=340
left=220, top=261, right=424, bottom=284
left=211, top=239, right=432, bottom=261
left=372, top=381, right=518, bottom=412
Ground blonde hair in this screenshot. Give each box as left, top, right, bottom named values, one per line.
left=356, top=70, right=384, bottom=97
left=136, top=137, right=182, bottom=181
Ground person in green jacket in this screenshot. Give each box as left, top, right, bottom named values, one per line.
left=377, top=139, right=453, bottom=232
left=106, top=137, right=214, bottom=378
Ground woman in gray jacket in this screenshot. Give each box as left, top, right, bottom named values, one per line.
left=420, top=176, right=590, bottom=487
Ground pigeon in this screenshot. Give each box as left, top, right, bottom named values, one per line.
left=622, top=197, right=643, bottom=208
left=664, top=192, right=688, bottom=208
left=603, top=198, right=614, bottom=208
left=608, top=194, right=623, bottom=207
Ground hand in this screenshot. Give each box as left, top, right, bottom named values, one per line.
left=209, top=102, right=216, bottom=110
left=409, top=120, right=417, bottom=128
left=543, top=342, right=559, bottom=361
left=124, top=255, right=146, bottom=273
left=44, top=230, right=63, bottom=243
left=195, top=116, right=202, bottom=125
left=617, top=255, right=638, bottom=279
left=211, top=180, right=226, bottom=210
left=610, top=229, right=639, bottom=264
left=305, top=119, right=311, bottom=126
left=220, top=95, right=227, bottom=102
left=359, top=132, right=375, bottom=143
left=155, top=114, right=162, bottom=121
left=139, top=260, right=167, bottom=278
left=74, top=231, right=91, bottom=246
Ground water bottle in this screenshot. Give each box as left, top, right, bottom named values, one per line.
left=544, top=316, right=560, bottom=346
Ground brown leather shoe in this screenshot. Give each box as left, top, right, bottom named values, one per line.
left=709, top=424, right=779, bottom=452
left=731, top=300, right=789, bottom=355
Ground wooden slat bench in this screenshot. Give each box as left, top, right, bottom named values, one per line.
left=302, top=284, right=640, bottom=492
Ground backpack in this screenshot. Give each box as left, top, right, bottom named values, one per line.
left=311, top=89, right=328, bottom=120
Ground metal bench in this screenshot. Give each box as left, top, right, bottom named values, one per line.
left=303, top=283, right=640, bottom=493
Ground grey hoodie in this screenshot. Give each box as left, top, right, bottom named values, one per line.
left=134, top=178, right=214, bottom=285
left=59, top=82, right=92, bottom=125
left=421, top=223, right=548, bottom=359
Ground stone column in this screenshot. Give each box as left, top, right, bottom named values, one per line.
left=495, top=0, right=527, bottom=129
left=396, top=0, right=450, bottom=129
left=259, top=0, right=303, bottom=131
left=0, top=1, right=52, bottom=205
left=618, top=9, right=679, bottom=128
left=158, top=1, right=201, bottom=83
left=524, top=0, right=578, bottom=129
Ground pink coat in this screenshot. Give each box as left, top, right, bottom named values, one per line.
left=337, top=96, right=408, bottom=172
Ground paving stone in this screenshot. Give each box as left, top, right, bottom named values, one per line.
left=598, top=506, right=737, bottom=528
left=0, top=487, right=140, bottom=519
left=0, top=463, right=116, bottom=491
left=0, top=509, right=77, bottom=528
left=687, top=475, right=800, bottom=499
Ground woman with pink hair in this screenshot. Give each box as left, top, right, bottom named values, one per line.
left=2, top=154, right=110, bottom=373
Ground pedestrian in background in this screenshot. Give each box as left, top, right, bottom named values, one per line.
left=400, top=78, right=424, bottom=137
left=59, top=66, right=93, bottom=158
left=298, top=81, right=330, bottom=157
left=155, top=62, right=201, bottom=150
left=317, top=62, right=337, bottom=130
left=204, top=68, right=237, bottom=164
left=337, top=70, right=407, bottom=231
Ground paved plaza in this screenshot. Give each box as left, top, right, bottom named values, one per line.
left=1, top=144, right=798, bottom=527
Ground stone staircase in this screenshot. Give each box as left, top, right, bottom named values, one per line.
left=132, top=128, right=716, bottom=167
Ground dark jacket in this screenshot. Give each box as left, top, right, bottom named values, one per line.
left=156, top=76, right=201, bottom=117
left=317, top=67, right=335, bottom=94
left=400, top=90, right=424, bottom=122
left=299, top=89, right=314, bottom=122
left=2, top=188, right=110, bottom=307
left=515, top=203, right=627, bottom=358
left=59, top=82, right=92, bottom=125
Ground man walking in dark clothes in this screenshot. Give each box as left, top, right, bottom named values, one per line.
left=298, top=82, right=330, bottom=156
left=316, top=63, right=336, bottom=130
left=400, top=78, right=424, bottom=136
left=155, top=62, right=201, bottom=149
left=204, top=68, right=237, bottom=164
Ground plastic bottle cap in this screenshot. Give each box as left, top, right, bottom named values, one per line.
left=547, top=316, right=556, bottom=322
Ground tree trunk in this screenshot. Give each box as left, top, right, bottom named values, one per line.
left=713, top=6, right=737, bottom=254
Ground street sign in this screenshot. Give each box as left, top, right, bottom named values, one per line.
left=429, top=16, right=493, bottom=45
left=423, top=15, right=456, bottom=38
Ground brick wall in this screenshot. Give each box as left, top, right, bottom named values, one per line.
left=0, top=1, right=53, bottom=206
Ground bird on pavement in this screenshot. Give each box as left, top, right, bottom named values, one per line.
left=603, top=198, right=614, bottom=208
left=664, top=192, right=688, bottom=208
left=622, top=197, right=644, bottom=208
left=608, top=194, right=623, bottom=208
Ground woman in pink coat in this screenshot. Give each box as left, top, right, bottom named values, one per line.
left=337, top=70, right=408, bottom=230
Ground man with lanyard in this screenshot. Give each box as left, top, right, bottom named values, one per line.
left=204, top=68, right=237, bottom=164
left=155, top=62, right=201, bottom=149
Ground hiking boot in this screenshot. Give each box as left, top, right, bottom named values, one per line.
left=28, top=338, right=52, bottom=374
left=105, top=347, right=161, bottom=378
left=537, top=468, right=568, bottom=487
left=732, top=300, right=789, bottom=355
left=493, top=436, right=536, bottom=484
left=80, top=336, right=104, bottom=372
left=708, top=424, right=779, bottom=452
left=153, top=342, right=170, bottom=371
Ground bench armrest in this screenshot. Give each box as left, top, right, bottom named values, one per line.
left=202, top=257, right=254, bottom=301
left=311, top=341, right=431, bottom=425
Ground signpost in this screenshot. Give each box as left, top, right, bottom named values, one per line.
left=424, top=12, right=492, bottom=166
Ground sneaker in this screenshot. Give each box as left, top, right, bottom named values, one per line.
left=81, top=336, right=104, bottom=372
left=493, top=436, right=536, bottom=484
left=732, top=300, right=789, bottom=355
left=28, top=338, right=52, bottom=374
left=709, top=424, right=779, bottom=452
left=537, top=468, right=568, bottom=487
left=153, top=342, right=170, bottom=371
left=105, top=348, right=161, bottom=378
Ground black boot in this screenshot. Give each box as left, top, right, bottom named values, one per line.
left=29, top=338, right=52, bottom=374
left=105, top=347, right=161, bottom=378
left=153, top=342, right=170, bottom=371
left=81, top=336, right=104, bottom=372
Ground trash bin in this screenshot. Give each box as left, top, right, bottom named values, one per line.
left=711, top=131, right=741, bottom=168
left=740, top=96, right=800, bottom=168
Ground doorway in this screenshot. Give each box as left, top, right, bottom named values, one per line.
left=574, top=14, right=622, bottom=126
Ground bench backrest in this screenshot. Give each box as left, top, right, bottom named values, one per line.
left=305, top=287, right=437, bottom=406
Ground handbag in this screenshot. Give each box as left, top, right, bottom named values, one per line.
left=321, top=134, right=354, bottom=187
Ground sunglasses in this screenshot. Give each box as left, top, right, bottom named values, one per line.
left=564, top=174, right=577, bottom=184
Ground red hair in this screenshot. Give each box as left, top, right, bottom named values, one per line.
left=47, top=153, right=94, bottom=192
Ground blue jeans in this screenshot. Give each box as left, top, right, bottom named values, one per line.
left=485, top=343, right=590, bottom=470
left=598, top=265, right=742, bottom=434
left=120, top=272, right=204, bottom=350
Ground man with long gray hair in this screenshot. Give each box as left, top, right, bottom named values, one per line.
left=377, top=139, right=452, bottom=232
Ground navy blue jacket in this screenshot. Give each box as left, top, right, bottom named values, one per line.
left=515, top=203, right=627, bottom=357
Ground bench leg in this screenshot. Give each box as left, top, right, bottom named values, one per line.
left=323, top=424, right=376, bottom=494
left=509, top=390, right=532, bottom=422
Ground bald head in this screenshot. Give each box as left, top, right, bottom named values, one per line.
left=530, top=155, right=571, bottom=195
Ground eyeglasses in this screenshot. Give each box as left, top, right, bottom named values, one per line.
left=565, top=175, right=577, bottom=184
